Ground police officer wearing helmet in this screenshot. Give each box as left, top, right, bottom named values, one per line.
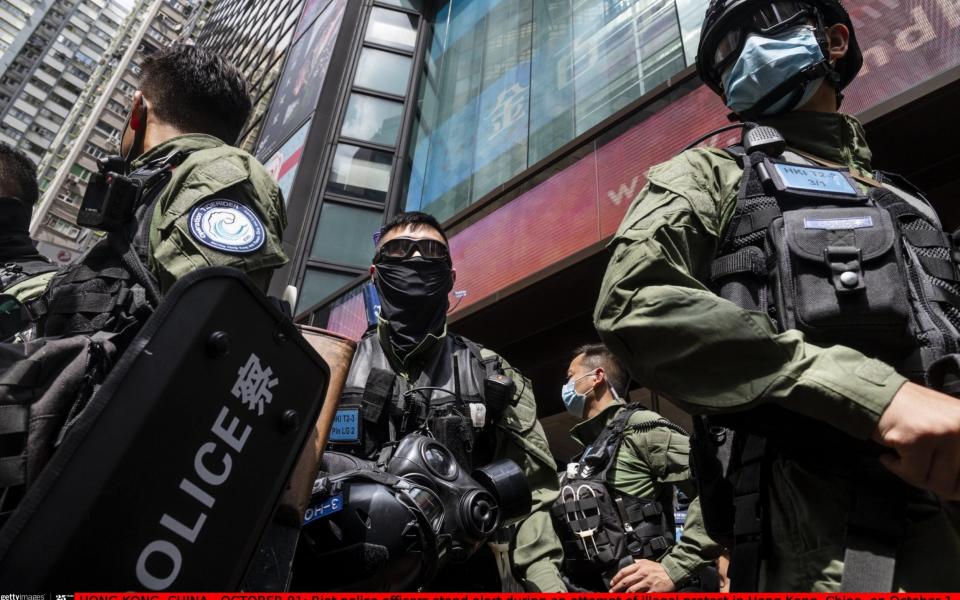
left=298, top=212, right=566, bottom=592
left=31, top=44, right=286, bottom=338
left=594, top=0, right=960, bottom=591
left=552, top=344, right=721, bottom=592
left=0, top=144, right=55, bottom=303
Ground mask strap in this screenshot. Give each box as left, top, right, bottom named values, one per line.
left=737, top=60, right=829, bottom=119
left=121, top=103, right=148, bottom=171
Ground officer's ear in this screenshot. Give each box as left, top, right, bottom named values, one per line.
left=825, top=23, right=849, bottom=63
left=130, top=91, right=147, bottom=131
left=451, top=268, right=457, bottom=286
left=593, top=367, right=606, bottom=389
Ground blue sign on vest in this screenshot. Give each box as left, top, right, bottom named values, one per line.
left=774, top=162, right=859, bottom=197
left=330, top=406, right=361, bottom=443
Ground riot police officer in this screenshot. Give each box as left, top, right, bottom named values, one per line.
left=302, top=211, right=566, bottom=592
left=553, top=344, right=721, bottom=592
left=31, top=44, right=287, bottom=338
left=594, top=0, right=960, bottom=591
left=0, top=144, right=55, bottom=303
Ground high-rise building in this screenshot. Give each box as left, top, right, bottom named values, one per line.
left=0, top=0, right=131, bottom=166
left=28, top=0, right=201, bottom=264
left=172, top=0, right=960, bottom=450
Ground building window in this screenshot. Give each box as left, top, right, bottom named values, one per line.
left=56, top=192, right=78, bottom=205
left=327, top=144, right=393, bottom=203
left=46, top=215, right=81, bottom=239
left=84, top=143, right=107, bottom=161
left=298, top=269, right=358, bottom=313
left=354, top=47, right=412, bottom=96
left=341, top=93, right=404, bottom=147
left=404, top=0, right=687, bottom=222
left=365, top=7, right=418, bottom=51
left=309, top=202, right=383, bottom=267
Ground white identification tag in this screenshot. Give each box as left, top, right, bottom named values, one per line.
left=470, top=403, right=486, bottom=428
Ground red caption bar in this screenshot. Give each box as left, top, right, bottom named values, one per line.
left=71, top=593, right=958, bottom=600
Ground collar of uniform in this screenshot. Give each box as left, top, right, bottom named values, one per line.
left=376, top=315, right=448, bottom=379
left=757, top=111, right=873, bottom=175
left=569, top=397, right=628, bottom=447
left=130, top=133, right=225, bottom=170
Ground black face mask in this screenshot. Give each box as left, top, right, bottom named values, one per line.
left=374, top=257, right=453, bottom=359
left=0, top=197, right=42, bottom=263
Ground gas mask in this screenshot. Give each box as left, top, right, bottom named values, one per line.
left=294, top=434, right=531, bottom=591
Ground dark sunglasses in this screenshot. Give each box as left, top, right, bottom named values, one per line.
left=710, top=1, right=815, bottom=77
left=375, top=237, right=450, bottom=262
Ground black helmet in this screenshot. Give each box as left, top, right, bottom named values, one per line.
left=696, top=0, right=862, bottom=97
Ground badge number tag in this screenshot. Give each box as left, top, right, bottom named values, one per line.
left=303, top=493, right=344, bottom=524
left=772, top=163, right=859, bottom=197
left=330, top=406, right=361, bottom=444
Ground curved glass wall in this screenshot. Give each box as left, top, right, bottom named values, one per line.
left=404, top=0, right=708, bottom=222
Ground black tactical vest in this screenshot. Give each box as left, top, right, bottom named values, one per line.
left=28, top=152, right=188, bottom=341
left=551, top=407, right=685, bottom=590
left=711, top=143, right=960, bottom=392
left=693, top=128, right=955, bottom=590
left=331, top=330, right=500, bottom=471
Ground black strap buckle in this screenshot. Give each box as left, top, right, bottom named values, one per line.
left=824, top=245, right=865, bottom=294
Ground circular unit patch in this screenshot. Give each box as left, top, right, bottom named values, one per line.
left=189, top=199, right=266, bottom=254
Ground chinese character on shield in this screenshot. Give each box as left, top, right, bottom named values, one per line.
left=232, top=353, right=279, bottom=416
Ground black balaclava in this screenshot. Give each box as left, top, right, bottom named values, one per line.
left=0, top=197, right=44, bottom=263
left=374, top=256, right=453, bottom=360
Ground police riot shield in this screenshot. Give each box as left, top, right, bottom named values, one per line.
left=0, top=267, right=330, bottom=590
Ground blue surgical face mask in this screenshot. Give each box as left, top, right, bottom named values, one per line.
left=723, top=25, right=826, bottom=116
left=561, top=371, right=597, bottom=419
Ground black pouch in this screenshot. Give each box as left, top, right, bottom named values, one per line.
left=768, top=206, right=913, bottom=356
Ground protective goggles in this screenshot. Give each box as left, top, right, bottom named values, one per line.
left=375, top=237, right=450, bottom=262
left=711, top=1, right=815, bottom=74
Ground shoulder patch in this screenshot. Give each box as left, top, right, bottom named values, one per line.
left=188, top=199, right=266, bottom=254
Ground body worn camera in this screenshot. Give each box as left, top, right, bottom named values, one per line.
left=293, top=433, right=531, bottom=591
left=77, top=156, right=144, bottom=232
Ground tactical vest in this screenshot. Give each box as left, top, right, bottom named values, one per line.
left=695, top=128, right=956, bottom=591
left=551, top=407, right=685, bottom=590
left=0, top=259, right=57, bottom=294
left=29, top=151, right=189, bottom=341
left=332, top=331, right=503, bottom=472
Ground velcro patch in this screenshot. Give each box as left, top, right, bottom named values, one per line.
left=804, top=216, right=874, bottom=230
left=188, top=199, right=266, bottom=254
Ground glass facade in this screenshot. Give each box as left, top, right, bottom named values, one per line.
left=294, top=1, right=424, bottom=313
left=197, top=0, right=307, bottom=150
left=404, top=0, right=708, bottom=222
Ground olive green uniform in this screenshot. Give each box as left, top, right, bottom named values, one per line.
left=594, top=110, right=960, bottom=590
left=6, top=271, right=55, bottom=304
left=134, top=133, right=288, bottom=292
left=375, top=319, right=567, bottom=592
left=569, top=399, right=722, bottom=587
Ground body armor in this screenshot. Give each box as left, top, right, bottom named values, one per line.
left=332, top=331, right=507, bottom=471
left=694, top=126, right=956, bottom=590
left=551, top=407, right=685, bottom=590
